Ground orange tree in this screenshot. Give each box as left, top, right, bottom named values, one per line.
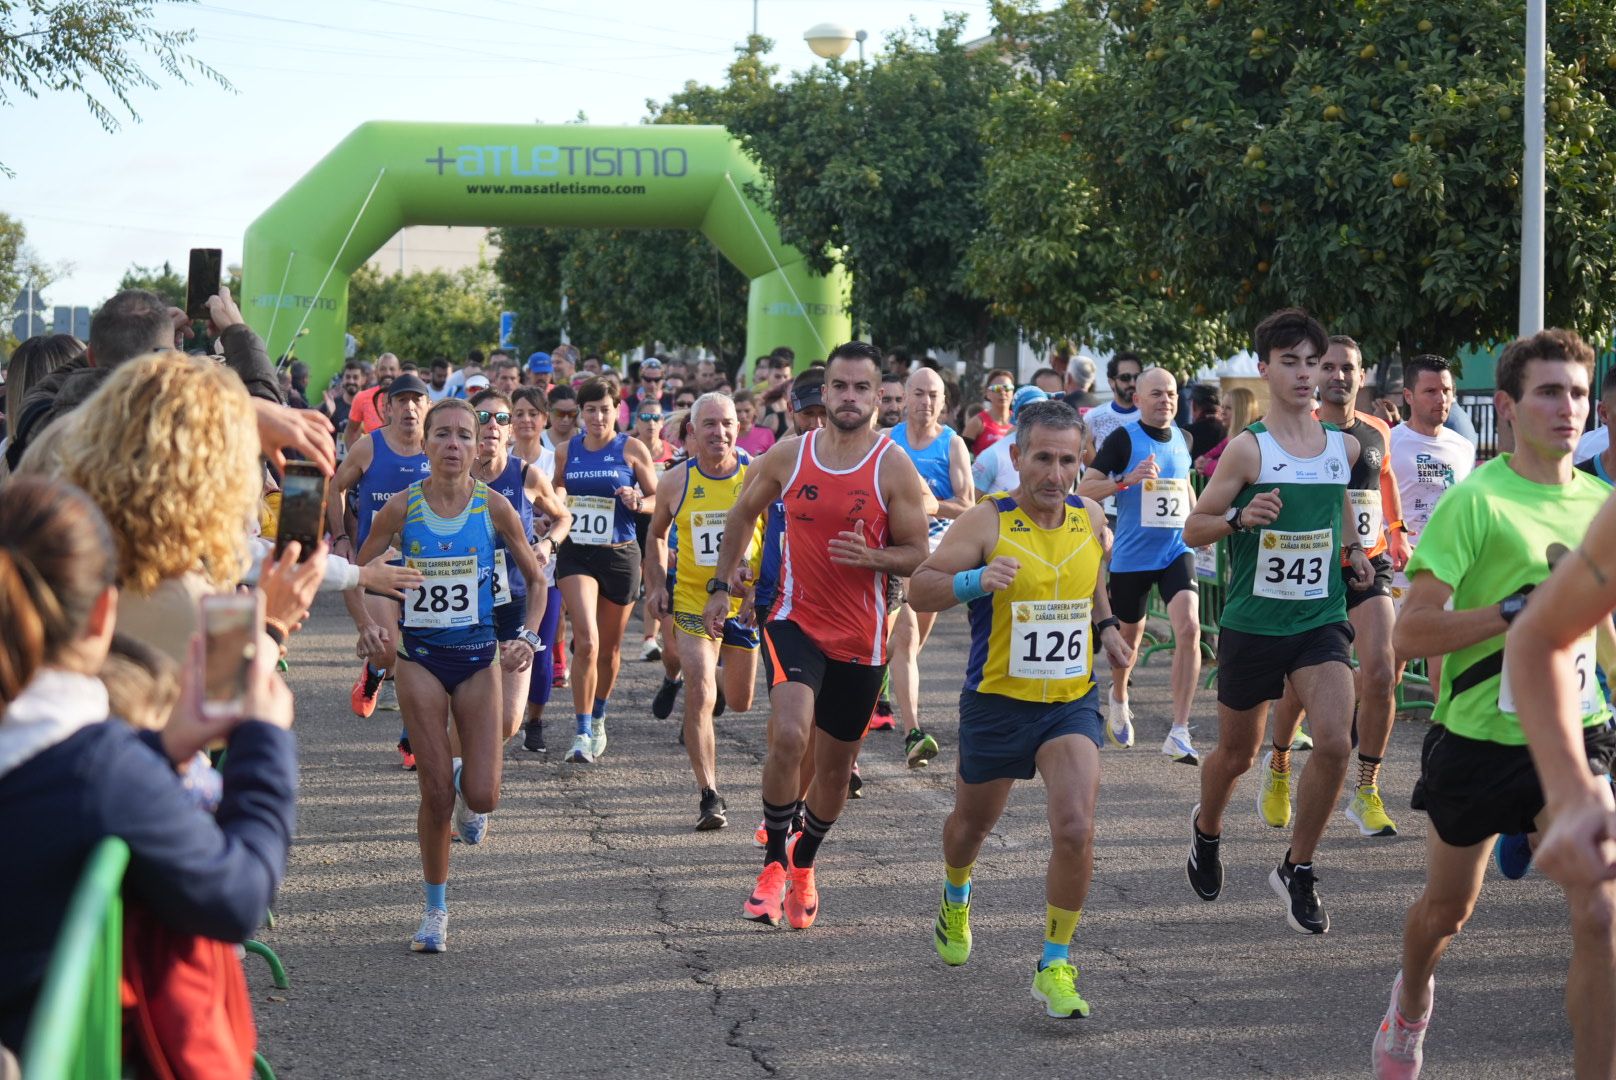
left=1072, top=0, right=1616, bottom=361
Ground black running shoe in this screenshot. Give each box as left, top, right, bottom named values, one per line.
left=697, top=788, right=728, bottom=831
left=522, top=719, right=546, bottom=755
left=652, top=677, right=683, bottom=720
left=1185, top=804, right=1223, bottom=901
left=1271, top=857, right=1329, bottom=934
left=714, top=686, right=727, bottom=717
left=848, top=766, right=864, bottom=799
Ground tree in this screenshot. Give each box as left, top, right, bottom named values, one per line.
left=116, top=259, right=184, bottom=308
left=0, top=0, right=231, bottom=177
left=1074, top=0, right=1616, bottom=363
left=1, top=210, right=69, bottom=352
left=346, top=262, right=502, bottom=364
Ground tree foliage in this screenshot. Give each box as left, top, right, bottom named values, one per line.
left=346, top=262, right=502, bottom=364
left=116, top=259, right=183, bottom=308
left=0, top=0, right=231, bottom=177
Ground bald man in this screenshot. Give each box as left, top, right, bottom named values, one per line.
left=887, top=367, right=976, bottom=767
left=1078, top=367, right=1202, bottom=765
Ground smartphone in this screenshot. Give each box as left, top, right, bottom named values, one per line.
left=200, top=593, right=260, bottom=720
left=186, top=247, right=223, bottom=320
left=275, top=461, right=328, bottom=562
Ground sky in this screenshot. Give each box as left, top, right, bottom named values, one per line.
left=3, top=0, right=996, bottom=309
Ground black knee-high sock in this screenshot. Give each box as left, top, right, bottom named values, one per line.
left=763, top=799, right=796, bottom=868
left=791, top=806, right=836, bottom=868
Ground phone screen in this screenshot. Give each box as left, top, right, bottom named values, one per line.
left=202, top=599, right=257, bottom=716
left=187, top=248, right=223, bottom=320
left=276, top=466, right=327, bottom=560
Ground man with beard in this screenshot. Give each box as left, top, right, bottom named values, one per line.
left=1084, top=353, right=1143, bottom=525
left=347, top=352, right=401, bottom=449
left=878, top=373, right=905, bottom=429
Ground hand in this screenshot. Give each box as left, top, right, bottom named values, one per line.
left=258, top=540, right=327, bottom=632
left=500, top=639, right=535, bottom=673
left=981, top=555, right=1020, bottom=592
left=254, top=399, right=336, bottom=476
left=1388, top=528, right=1412, bottom=573
left=356, top=623, right=391, bottom=666
left=1240, top=489, right=1284, bottom=528
left=205, top=285, right=245, bottom=336
left=166, top=305, right=195, bottom=348
left=646, top=585, right=672, bottom=621
left=1124, top=453, right=1160, bottom=486
left=531, top=537, right=553, bottom=569
left=359, top=547, right=424, bottom=600
left=1538, top=787, right=1616, bottom=886
left=616, top=486, right=641, bottom=512
left=921, top=490, right=940, bottom=518
left=828, top=519, right=882, bottom=569
left=1373, top=398, right=1402, bottom=425
left=1346, top=547, right=1374, bottom=590
left=1100, top=625, right=1134, bottom=670
left=331, top=534, right=353, bottom=560
left=701, top=591, right=731, bottom=640
left=162, top=632, right=293, bottom=764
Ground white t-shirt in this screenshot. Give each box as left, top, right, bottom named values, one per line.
left=971, top=435, right=1020, bottom=498
left=1389, top=423, right=1477, bottom=590
left=1576, top=426, right=1608, bottom=464
left=1083, top=401, right=1138, bottom=517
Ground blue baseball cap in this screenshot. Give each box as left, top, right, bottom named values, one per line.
left=1011, top=385, right=1047, bottom=420
left=527, top=351, right=553, bottom=374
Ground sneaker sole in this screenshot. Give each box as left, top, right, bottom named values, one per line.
left=742, top=906, right=782, bottom=928
left=1268, top=866, right=1328, bottom=935
left=1030, top=985, right=1090, bottom=1019
left=1344, top=804, right=1397, bottom=837
left=410, top=941, right=446, bottom=954
left=696, top=814, right=728, bottom=832
left=1105, top=727, right=1134, bottom=749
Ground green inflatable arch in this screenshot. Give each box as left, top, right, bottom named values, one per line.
left=242, top=121, right=849, bottom=387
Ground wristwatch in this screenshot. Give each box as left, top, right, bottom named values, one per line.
left=518, top=628, right=544, bottom=651
left=1224, top=505, right=1246, bottom=533
left=706, top=579, right=732, bottom=595
left=1498, top=593, right=1528, bottom=624
left=1094, top=616, right=1121, bottom=635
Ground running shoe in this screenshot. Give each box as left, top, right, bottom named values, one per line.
left=522, top=719, right=546, bottom=755
left=1270, top=857, right=1329, bottom=935
left=651, top=677, right=683, bottom=720
left=905, top=728, right=939, bottom=768
left=640, top=637, right=662, bottom=662
left=376, top=678, right=399, bottom=712
left=1031, top=961, right=1089, bottom=1018
left=1371, top=971, right=1433, bottom=1079
left=848, top=762, right=864, bottom=799
left=552, top=666, right=568, bottom=690
left=397, top=738, right=416, bottom=772
left=1186, top=804, right=1223, bottom=901
left=1258, top=750, right=1293, bottom=829
left=933, top=890, right=972, bottom=966
left=743, top=861, right=788, bottom=927
left=753, top=821, right=767, bottom=848
left=784, top=844, right=819, bottom=929
left=566, top=734, right=595, bottom=764
left=714, top=687, right=726, bottom=718
left=410, top=907, right=448, bottom=954
left=697, top=788, right=728, bottom=831
left=1346, top=785, right=1398, bottom=837
left=590, top=718, right=608, bottom=760
left=453, top=766, right=489, bottom=845
left=1161, top=728, right=1199, bottom=766
left=1105, top=694, right=1135, bottom=749
left=867, top=698, right=896, bottom=732
left=1291, top=726, right=1314, bottom=752
left=1494, top=832, right=1533, bottom=880
left=351, top=666, right=382, bottom=718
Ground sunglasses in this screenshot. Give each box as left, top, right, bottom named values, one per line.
left=1114, top=374, right=1138, bottom=384
left=476, top=410, right=512, bottom=426
left=987, top=384, right=1015, bottom=394
left=553, top=408, right=579, bottom=419
left=638, top=412, right=664, bottom=422
left=642, top=374, right=662, bottom=382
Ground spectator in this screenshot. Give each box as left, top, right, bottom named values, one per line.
left=1196, top=386, right=1257, bottom=477
left=2, top=334, right=86, bottom=474
left=1062, top=355, right=1100, bottom=411
left=0, top=475, right=297, bottom=1055
left=1184, top=383, right=1227, bottom=459
left=321, top=360, right=364, bottom=438
left=287, top=360, right=311, bottom=410
left=733, top=389, right=776, bottom=455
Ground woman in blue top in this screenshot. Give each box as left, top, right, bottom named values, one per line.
left=551, top=377, right=659, bottom=765
left=357, top=398, right=546, bottom=954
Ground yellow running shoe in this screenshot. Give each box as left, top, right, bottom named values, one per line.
left=933, top=891, right=972, bottom=966
left=1257, top=750, right=1292, bottom=829
left=1345, top=784, right=1398, bottom=837
left=1031, top=961, right=1090, bottom=1018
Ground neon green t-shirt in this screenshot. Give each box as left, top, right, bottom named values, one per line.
left=1404, top=455, right=1612, bottom=745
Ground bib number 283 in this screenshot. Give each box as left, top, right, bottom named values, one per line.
left=404, top=555, right=479, bottom=629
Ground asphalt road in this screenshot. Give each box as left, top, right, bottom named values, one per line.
left=253, top=594, right=1578, bottom=1078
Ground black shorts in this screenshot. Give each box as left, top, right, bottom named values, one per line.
left=1108, top=551, right=1199, bottom=624
left=555, top=540, right=641, bottom=607
left=1411, top=721, right=1616, bottom=848
left=957, top=687, right=1103, bottom=784
left=1216, top=622, right=1354, bottom=711
left=1344, top=553, right=1394, bottom=611
left=761, top=619, right=888, bottom=742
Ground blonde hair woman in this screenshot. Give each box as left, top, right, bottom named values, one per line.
left=1197, top=386, right=1260, bottom=478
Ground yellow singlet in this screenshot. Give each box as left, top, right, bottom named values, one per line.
left=963, top=493, right=1102, bottom=704
left=672, top=456, right=761, bottom=617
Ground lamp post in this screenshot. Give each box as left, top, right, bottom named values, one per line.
left=1520, top=0, right=1545, bottom=336
left=804, top=22, right=867, bottom=62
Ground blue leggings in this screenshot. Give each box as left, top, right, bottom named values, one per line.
left=527, top=585, right=564, bottom=707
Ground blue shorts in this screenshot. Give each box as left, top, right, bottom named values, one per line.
left=398, top=633, right=496, bottom=694
left=673, top=610, right=760, bottom=651
left=494, top=601, right=526, bottom=641
left=957, top=687, right=1103, bottom=784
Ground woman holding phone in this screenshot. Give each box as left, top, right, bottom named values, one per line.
left=551, top=377, right=658, bottom=764
left=355, top=398, right=545, bottom=954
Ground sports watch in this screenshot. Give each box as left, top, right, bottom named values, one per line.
left=518, top=628, right=544, bottom=651
left=1225, top=505, right=1246, bottom=533
left=706, top=579, right=732, bottom=595
left=1498, top=593, right=1528, bottom=625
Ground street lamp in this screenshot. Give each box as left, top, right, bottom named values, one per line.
left=804, top=22, right=867, bottom=62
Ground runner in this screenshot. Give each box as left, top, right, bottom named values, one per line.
left=971, top=386, right=1049, bottom=500
left=645, top=393, right=763, bottom=830
left=633, top=401, right=678, bottom=663
left=1077, top=366, right=1201, bottom=763
left=963, top=368, right=1015, bottom=456
left=1267, top=336, right=1412, bottom=837
left=345, top=352, right=400, bottom=449
left=910, top=398, right=1131, bottom=1018
left=703, top=342, right=930, bottom=929
left=1575, top=367, right=1616, bottom=484
left=330, top=374, right=431, bottom=747
left=469, top=388, right=569, bottom=752
left=504, top=388, right=568, bottom=755
left=878, top=373, right=906, bottom=430
left=552, top=376, right=659, bottom=764
left=1182, top=308, right=1373, bottom=935
left=353, top=397, right=546, bottom=952
left=1371, top=329, right=1614, bottom=1077
left=888, top=367, right=974, bottom=767
left=1083, top=353, right=1143, bottom=475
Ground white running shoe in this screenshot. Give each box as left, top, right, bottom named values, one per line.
left=1105, top=693, right=1135, bottom=749
left=566, top=734, right=595, bottom=764
left=590, top=718, right=608, bottom=759
left=1161, top=728, right=1199, bottom=765
left=410, top=907, right=448, bottom=953
left=640, top=637, right=662, bottom=661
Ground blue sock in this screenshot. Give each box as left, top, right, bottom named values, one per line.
left=592, top=697, right=608, bottom=720
left=575, top=713, right=593, bottom=736
left=367, top=662, right=385, bottom=677
left=423, top=881, right=446, bottom=912
left=945, top=880, right=971, bottom=905
left=1040, top=940, right=1069, bottom=970
left=399, top=725, right=408, bottom=743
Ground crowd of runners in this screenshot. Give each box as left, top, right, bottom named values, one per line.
left=3, top=289, right=1616, bottom=1080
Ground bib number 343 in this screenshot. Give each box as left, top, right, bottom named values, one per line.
left=1253, top=528, right=1334, bottom=601
left=1008, top=599, right=1091, bottom=681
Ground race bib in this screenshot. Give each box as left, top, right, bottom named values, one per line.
left=404, top=555, right=479, bottom=629
left=1500, top=633, right=1600, bottom=716
left=492, top=549, right=513, bottom=607
left=1194, top=544, right=1218, bottom=582
left=1348, top=489, right=1383, bottom=546
left=691, top=510, right=726, bottom=567
left=1139, top=477, right=1189, bottom=529
left=1253, top=529, right=1334, bottom=601
left=1008, top=598, right=1091, bottom=681
left=568, top=495, right=615, bottom=546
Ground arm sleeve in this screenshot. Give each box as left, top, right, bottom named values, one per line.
left=1089, top=428, right=1132, bottom=476
left=218, top=325, right=284, bottom=406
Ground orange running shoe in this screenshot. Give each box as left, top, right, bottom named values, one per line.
left=867, top=698, right=896, bottom=732
left=743, top=862, right=788, bottom=927
left=754, top=821, right=767, bottom=848
left=785, top=848, right=819, bottom=930
left=351, top=665, right=382, bottom=718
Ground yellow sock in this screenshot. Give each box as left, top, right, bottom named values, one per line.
left=945, top=862, right=974, bottom=889
left=1045, top=904, right=1081, bottom=947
